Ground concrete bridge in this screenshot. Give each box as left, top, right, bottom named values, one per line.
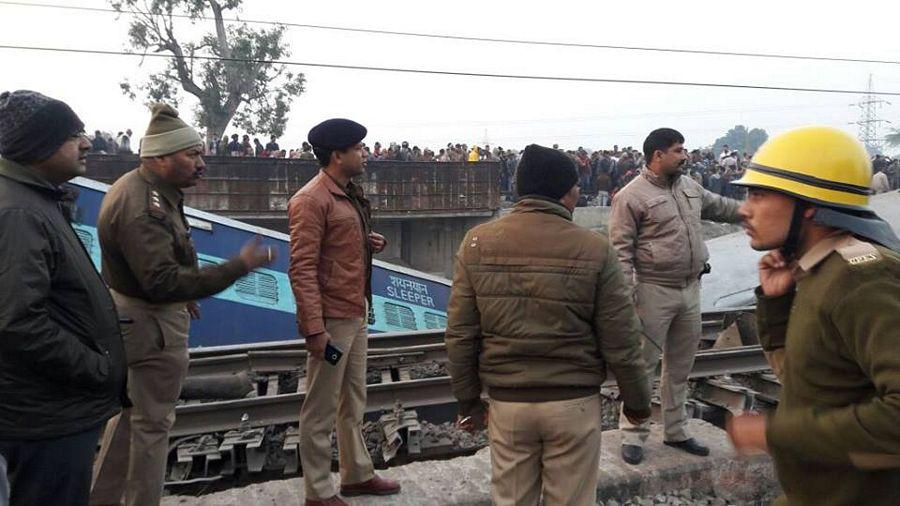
left=85, top=155, right=504, bottom=277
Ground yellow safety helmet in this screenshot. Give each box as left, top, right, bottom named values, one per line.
left=732, top=126, right=872, bottom=211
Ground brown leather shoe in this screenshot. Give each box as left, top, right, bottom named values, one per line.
left=305, top=495, right=348, bottom=506
left=340, top=474, right=401, bottom=496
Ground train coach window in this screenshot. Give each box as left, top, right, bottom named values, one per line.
left=234, top=272, right=279, bottom=305
left=383, top=302, right=417, bottom=330
left=423, top=312, right=447, bottom=329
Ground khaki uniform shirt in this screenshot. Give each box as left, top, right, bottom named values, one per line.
left=755, top=233, right=900, bottom=505
left=97, top=166, right=249, bottom=304
left=609, top=167, right=741, bottom=290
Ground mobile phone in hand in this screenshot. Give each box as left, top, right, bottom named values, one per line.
left=324, top=341, right=343, bottom=366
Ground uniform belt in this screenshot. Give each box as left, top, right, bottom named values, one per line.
left=635, top=275, right=698, bottom=289
left=109, top=289, right=184, bottom=312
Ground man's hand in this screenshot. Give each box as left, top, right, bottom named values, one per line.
left=727, top=412, right=770, bottom=455
left=186, top=301, right=201, bottom=320
left=305, top=331, right=330, bottom=361
left=457, top=401, right=489, bottom=433
left=759, top=250, right=796, bottom=297
left=239, top=236, right=276, bottom=271
left=368, top=232, right=387, bottom=254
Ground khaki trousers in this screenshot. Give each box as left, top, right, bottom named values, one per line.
left=299, top=314, right=374, bottom=500
left=90, top=291, right=190, bottom=506
left=620, top=281, right=702, bottom=446
left=489, top=395, right=602, bottom=506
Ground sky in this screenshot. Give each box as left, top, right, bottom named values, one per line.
left=3, top=0, right=900, bottom=153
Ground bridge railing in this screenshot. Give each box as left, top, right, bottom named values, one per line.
left=85, top=155, right=502, bottom=217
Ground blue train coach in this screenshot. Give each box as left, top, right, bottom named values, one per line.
left=68, top=176, right=451, bottom=349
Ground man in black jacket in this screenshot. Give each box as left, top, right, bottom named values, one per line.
left=0, top=90, right=127, bottom=506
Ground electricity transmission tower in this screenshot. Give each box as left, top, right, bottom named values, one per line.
left=853, top=74, right=890, bottom=155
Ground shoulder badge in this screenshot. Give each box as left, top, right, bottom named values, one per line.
left=836, top=237, right=882, bottom=266
left=148, top=189, right=166, bottom=219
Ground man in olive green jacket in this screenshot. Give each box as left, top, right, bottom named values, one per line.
left=728, top=126, right=900, bottom=506
left=446, top=144, right=651, bottom=506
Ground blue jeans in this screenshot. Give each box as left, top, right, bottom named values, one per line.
left=0, top=425, right=102, bottom=506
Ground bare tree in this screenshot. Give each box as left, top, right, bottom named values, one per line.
left=115, top=0, right=305, bottom=139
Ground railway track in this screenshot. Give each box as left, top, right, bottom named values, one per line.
left=184, top=306, right=757, bottom=378
left=174, top=343, right=769, bottom=437
left=165, top=306, right=770, bottom=489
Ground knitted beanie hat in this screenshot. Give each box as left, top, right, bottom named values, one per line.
left=139, top=103, right=202, bottom=157
left=515, top=144, right=579, bottom=200
left=0, top=90, right=84, bottom=163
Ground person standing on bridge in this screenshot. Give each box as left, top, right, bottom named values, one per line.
left=446, top=144, right=652, bottom=506
left=0, top=90, right=127, bottom=506
left=288, top=118, right=396, bottom=506
left=89, top=103, right=274, bottom=506
left=609, top=128, right=742, bottom=465
left=727, top=126, right=900, bottom=505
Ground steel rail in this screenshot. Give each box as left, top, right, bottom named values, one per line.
left=187, top=344, right=449, bottom=377
left=188, top=329, right=447, bottom=359
left=185, top=306, right=755, bottom=377
left=172, top=376, right=455, bottom=437
left=172, top=344, right=768, bottom=438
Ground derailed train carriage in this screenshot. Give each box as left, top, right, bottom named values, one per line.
left=68, top=176, right=451, bottom=349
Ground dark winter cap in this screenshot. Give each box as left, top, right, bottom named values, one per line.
left=308, top=118, right=367, bottom=150
left=515, top=144, right=579, bottom=200
left=0, top=90, right=84, bottom=164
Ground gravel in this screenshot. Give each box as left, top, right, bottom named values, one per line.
left=600, top=488, right=778, bottom=506
left=407, top=361, right=447, bottom=380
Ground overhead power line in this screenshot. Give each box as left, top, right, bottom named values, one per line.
left=3, top=0, right=900, bottom=66
left=2, top=44, right=899, bottom=96
left=4, top=43, right=900, bottom=97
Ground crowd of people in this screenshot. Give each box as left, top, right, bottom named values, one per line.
left=90, top=129, right=899, bottom=203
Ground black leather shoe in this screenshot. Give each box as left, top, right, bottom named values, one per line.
left=621, top=444, right=644, bottom=464
left=664, top=438, right=709, bottom=456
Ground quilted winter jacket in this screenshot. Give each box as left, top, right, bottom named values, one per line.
left=445, top=197, right=651, bottom=415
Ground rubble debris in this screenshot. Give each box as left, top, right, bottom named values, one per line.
left=599, top=486, right=779, bottom=506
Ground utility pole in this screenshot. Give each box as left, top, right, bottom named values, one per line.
left=852, top=74, right=890, bottom=155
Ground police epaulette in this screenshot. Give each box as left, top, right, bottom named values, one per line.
left=148, top=189, right=166, bottom=219
left=836, top=237, right=882, bottom=266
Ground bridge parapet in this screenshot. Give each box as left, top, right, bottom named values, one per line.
left=85, top=155, right=502, bottom=218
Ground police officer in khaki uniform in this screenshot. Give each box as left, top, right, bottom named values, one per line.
left=727, top=126, right=900, bottom=505
left=609, top=128, right=742, bottom=464
left=90, top=104, right=274, bottom=506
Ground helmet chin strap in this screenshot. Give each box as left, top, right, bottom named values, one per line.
left=780, top=200, right=809, bottom=259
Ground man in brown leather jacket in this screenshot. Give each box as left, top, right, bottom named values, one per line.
left=287, top=119, right=397, bottom=506
left=609, top=128, right=741, bottom=464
